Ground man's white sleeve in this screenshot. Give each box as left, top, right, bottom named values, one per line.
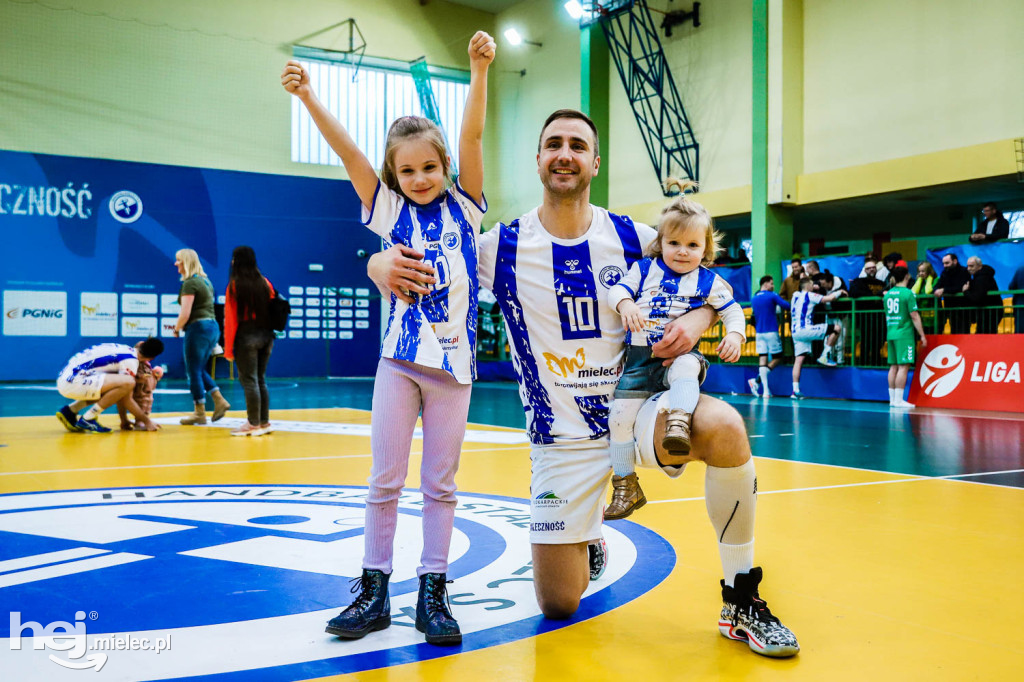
left=477, top=225, right=500, bottom=291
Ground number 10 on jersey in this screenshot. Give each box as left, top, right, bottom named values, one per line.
left=558, top=295, right=601, bottom=340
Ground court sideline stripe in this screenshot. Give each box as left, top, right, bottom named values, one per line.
left=0, top=444, right=530, bottom=477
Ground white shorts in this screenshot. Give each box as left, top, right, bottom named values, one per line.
left=57, top=372, right=106, bottom=401
left=792, top=324, right=829, bottom=356
left=529, top=444, right=610, bottom=545
left=755, top=332, right=783, bottom=357
left=634, top=392, right=688, bottom=478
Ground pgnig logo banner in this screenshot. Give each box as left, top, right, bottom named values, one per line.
left=0, top=485, right=673, bottom=680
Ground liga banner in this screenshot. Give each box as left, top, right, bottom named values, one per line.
left=908, top=335, right=1024, bottom=413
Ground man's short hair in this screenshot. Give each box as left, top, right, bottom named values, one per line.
left=139, top=337, right=164, bottom=359
left=890, top=265, right=909, bottom=283
left=759, top=275, right=773, bottom=286
left=983, top=202, right=998, bottom=211
left=805, top=260, right=819, bottom=270
left=967, top=255, right=982, bottom=266
left=538, top=109, right=600, bottom=157
left=791, top=257, right=802, bottom=264
left=944, top=253, right=959, bottom=264
left=883, top=252, right=902, bottom=266
left=864, top=260, right=877, bottom=270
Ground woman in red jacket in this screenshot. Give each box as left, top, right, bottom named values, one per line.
left=224, top=245, right=276, bottom=436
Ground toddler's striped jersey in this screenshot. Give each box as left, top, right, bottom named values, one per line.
left=479, top=206, right=656, bottom=445
left=608, top=259, right=741, bottom=346
left=59, top=343, right=139, bottom=381
left=363, top=180, right=485, bottom=384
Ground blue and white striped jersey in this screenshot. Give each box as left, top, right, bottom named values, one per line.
left=363, top=180, right=485, bottom=384
left=608, top=259, right=741, bottom=346
left=479, top=207, right=657, bottom=445
left=59, top=343, right=139, bottom=381
left=790, top=290, right=824, bottom=331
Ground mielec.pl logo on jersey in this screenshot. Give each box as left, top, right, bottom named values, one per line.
left=0, top=485, right=672, bottom=680
left=919, top=344, right=966, bottom=397
left=108, top=190, right=143, bottom=224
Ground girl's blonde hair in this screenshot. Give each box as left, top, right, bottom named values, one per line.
left=175, top=248, right=206, bottom=280
left=644, top=178, right=722, bottom=266
left=380, top=116, right=452, bottom=198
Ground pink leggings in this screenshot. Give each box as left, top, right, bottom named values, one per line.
left=363, top=358, right=472, bottom=577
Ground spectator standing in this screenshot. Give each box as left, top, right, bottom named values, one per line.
left=911, top=262, right=937, bottom=295
left=933, top=253, right=971, bottom=334
left=1008, top=264, right=1024, bottom=334
left=224, top=246, right=277, bottom=436
left=173, top=248, right=231, bottom=425
left=749, top=275, right=790, bottom=398
left=778, top=257, right=804, bottom=302
left=849, top=261, right=887, bottom=365
left=969, top=203, right=1010, bottom=243
left=883, top=266, right=927, bottom=408
left=804, top=260, right=820, bottom=277
left=963, top=256, right=1002, bottom=334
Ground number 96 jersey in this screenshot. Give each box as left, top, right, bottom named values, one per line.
left=479, top=207, right=656, bottom=445
left=363, top=180, right=486, bottom=384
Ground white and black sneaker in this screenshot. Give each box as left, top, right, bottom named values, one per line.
left=719, top=567, right=799, bottom=657
left=588, top=538, right=608, bottom=581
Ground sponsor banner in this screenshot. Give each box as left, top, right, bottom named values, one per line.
left=121, top=293, right=157, bottom=315
left=908, top=335, right=1024, bottom=412
left=122, top=316, right=158, bottom=338
left=80, top=292, right=119, bottom=337
left=3, top=290, right=67, bottom=337
left=160, top=294, right=181, bottom=315
left=160, top=317, right=178, bottom=338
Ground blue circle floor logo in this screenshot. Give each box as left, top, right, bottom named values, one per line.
left=0, top=485, right=674, bottom=681
left=108, top=191, right=143, bottom=224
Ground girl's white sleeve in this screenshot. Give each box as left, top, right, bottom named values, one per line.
left=360, top=182, right=404, bottom=239
left=608, top=261, right=643, bottom=312
left=708, top=275, right=745, bottom=337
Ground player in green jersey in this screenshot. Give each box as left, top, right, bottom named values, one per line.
left=883, top=266, right=928, bottom=408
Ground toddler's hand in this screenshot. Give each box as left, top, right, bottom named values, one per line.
left=617, top=301, right=646, bottom=334
left=717, top=332, right=744, bottom=363
left=468, top=31, right=496, bottom=67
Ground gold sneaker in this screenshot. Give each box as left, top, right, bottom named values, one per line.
left=604, top=473, right=647, bottom=520
left=662, top=409, right=692, bottom=455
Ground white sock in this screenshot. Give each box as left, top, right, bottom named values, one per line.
left=669, top=378, right=700, bottom=413
left=705, top=459, right=757, bottom=587
left=888, top=388, right=897, bottom=404
left=792, top=381, right=800, bottom=394
left=758, top=366, right=769, bottom=391
left=609, top=440, right=636, bottom=478
left=82, top=405, right=103, bottom=420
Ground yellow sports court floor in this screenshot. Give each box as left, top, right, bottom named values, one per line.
left=1, top=380, right=1023, bottom=681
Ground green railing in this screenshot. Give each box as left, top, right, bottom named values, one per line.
left=476, top=291, right=1024, bottom=369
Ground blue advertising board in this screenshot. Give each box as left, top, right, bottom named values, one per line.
left=0, top=150, right=382, bottom=380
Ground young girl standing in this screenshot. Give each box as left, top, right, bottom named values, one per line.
left=604, top=180, right=746, bottom=520
left=282, top=31, right=494, bottom=646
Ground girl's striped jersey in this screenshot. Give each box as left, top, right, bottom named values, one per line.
left=363, top=180, right=485, bottom=384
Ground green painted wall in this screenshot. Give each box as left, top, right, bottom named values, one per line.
left=0, top=0, right=496, bottom=182
left=802, top=0, right=1024, bottom=174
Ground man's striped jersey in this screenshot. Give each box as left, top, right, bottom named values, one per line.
left=608, top=259, right=740, bottom=346
left=59, top=343, right=139, bottom=381
left=479, top=206, right=656, bottom=445
left=363, top=180, right=485, bottom=384
left=790, top=290, right=825, bottom=331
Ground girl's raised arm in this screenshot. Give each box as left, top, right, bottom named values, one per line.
left=282, top=60, right=379, bottom=210
left=457, top=32, right=495, bottom=205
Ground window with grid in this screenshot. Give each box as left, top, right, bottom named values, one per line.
left=290, top=58, right=470, bottom=171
